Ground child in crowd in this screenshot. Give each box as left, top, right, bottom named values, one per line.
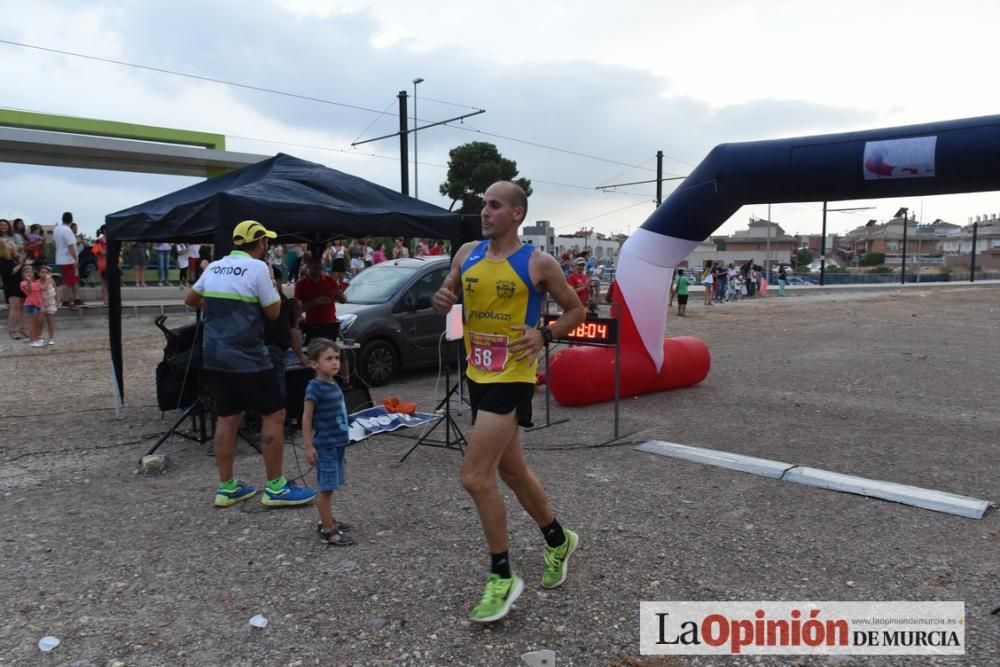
left=302, top=338, right=355, bottom=546
left=670, top=268, right=690, bottom=317
left=25, top=224, right=45, bottom=262
left=19, top=264, right=44, bottom=347
left=37, top=265, right=58, bottom=345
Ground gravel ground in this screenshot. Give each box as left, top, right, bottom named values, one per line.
left=1, top=286, right=998, bottom=666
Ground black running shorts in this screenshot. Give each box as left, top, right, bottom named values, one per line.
left=467, top=379, right=534, bottom=428
left=204, top=368, right=283, bottom=417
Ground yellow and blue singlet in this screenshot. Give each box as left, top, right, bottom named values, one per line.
left=460, top=241, right=543, bottom=384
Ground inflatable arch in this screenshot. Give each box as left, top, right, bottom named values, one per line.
left=549, top=114, right=1000, bottom=405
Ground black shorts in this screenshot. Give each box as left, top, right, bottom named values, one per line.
left=467, top=379, right=534, bottom=428
left=677, top=294, right=689, bottom=305
left=204, top=368, right=283, bottom=417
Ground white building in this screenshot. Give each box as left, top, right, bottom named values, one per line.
left=520, top=222, right=621, bottom=262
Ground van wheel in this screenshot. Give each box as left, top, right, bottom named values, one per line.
left=359, top=339, right=397, bottom=387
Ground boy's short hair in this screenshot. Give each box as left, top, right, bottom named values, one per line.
left=306, top=337, right=339, bottom=361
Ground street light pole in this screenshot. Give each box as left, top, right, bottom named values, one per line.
left=766, top=203, right=771, bottom=279
left=894, top=207, right=909, bottom=284
left=820, top=201, right=827, bottom=286
left=901, top=210, right=908, bottom=284
left=412, top=77, right=424, bottom=199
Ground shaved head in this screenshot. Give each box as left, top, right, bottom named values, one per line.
left=489, top=181, right=528, bottom=219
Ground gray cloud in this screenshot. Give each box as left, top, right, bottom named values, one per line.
left=0, top=1, right=889, bottom=236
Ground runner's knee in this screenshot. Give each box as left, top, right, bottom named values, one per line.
left=460, top=466, right=495, bottom=496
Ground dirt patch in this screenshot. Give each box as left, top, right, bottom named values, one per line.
left=1, top=287, right=998, bottom=665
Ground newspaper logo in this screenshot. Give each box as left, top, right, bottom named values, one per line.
left=640, top=601, right=964, bottom=655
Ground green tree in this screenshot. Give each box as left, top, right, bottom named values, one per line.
left=796, top=248, right=814, bottom=267
left=439, top=142, right=532, bottom=214
left=861, top=252, right=885, bottom=266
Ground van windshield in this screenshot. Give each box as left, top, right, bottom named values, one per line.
left=345, top=264, right=420, bottom=304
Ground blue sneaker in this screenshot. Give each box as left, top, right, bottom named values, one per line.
left=214, top=480, right=257, bottom=507
left=261, top=479, right=317, bottom=507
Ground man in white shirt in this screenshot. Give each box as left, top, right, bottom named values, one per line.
left=53, top=212, right=82, bottom=308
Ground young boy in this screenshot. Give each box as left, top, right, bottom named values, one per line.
left=302, top=338, right=355, bottom=546
left=670, top=268, right=690, bottom=317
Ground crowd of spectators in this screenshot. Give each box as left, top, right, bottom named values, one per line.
left=3, top=223, right=452, bottom=354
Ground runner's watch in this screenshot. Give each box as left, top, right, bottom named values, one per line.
left=540, top=325, right=554, bottom=345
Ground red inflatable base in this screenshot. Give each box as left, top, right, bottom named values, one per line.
left=547, top=337, right=711, bottom=406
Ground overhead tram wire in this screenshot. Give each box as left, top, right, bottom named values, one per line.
left=443, top=121, right=667, bottom=173
left=219, top=132, right=658, bottom=197
left=596, top=155, right=658, bottom=188
left=0, top=38, right=392, bottom=116
left=416, top=96, right=484, bottom=111
left=554, top=198, right=653, bottom=232
left=0, top=38, right=692, bottom=194
left=351, top=99, right=399, bottom=146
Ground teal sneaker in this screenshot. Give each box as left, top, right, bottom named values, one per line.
left=541, top=528, right=579, bottom=589
left=214, top=480, right=256, bottom=507
left=261, top=479, right=317, bottom=507
left=470, top=573, right=524, bottom=623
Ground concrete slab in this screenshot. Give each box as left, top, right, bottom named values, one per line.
left=635, top=440, right=794, bottom=479
left=783, top=467, right=993, bottom=520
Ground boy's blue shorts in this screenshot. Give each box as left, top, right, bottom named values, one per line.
left=316, top=446, right=346, bottom=492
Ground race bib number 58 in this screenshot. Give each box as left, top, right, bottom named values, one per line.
left=467, top=331, right=509, bottom=372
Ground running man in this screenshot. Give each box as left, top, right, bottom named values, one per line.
left=432, top=181, right=586, bottom=623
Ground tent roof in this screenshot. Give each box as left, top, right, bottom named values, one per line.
left=105, top=153, right=460, bottom=243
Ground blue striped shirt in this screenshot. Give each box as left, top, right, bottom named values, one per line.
left=305, top=378, right=349, bottom=448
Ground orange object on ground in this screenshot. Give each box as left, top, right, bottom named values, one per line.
left=382, top=397, right=417, bottom=415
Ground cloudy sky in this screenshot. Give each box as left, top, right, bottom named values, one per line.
left=1, top=0, right=998, bottom=239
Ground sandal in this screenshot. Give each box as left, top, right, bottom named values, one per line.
left=319, top=528, right=355, bottom=546
left=316, top=521, right=353, bottom=533
left=8, top=331, right=21, bottom=340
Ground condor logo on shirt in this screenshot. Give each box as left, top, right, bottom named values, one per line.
left=495, top=279, right=516, bottom=298
left=210, top=265, right=248, bottom=276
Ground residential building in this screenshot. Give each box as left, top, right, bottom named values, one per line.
left=519, top=222, right=621, bottom=262
left=842, top=218, right=959, bottom=265
left=941, top=221, right=1000, bottom=270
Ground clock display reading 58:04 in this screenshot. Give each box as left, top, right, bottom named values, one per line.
left=544, top=316, right=618, bottom=344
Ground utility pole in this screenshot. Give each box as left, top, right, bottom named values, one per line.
left=901, top=210, right=908, bottom=284
left=655, top=150, right=663, bottom=206
left=823, top=204, right=875, bottom=285
left=595, top=150, right=684, bottom=203
left=821, top=201, right=827, bottom=286
left=352, top=91, right=485, bottom=196
left=397, top=91, right=409, bottom=196
left=970, top=221, right=979, bottom=282
left=766, top=204, right=772, bottom=279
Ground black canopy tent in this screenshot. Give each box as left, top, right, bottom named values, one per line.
left=104, top=152, right=477, bottom=403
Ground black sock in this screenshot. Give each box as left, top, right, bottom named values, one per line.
left=490, top=551, right=511, bottom=579
left=541, top=519, right=565, bottom=548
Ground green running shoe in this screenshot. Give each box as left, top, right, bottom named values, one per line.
left=214, top=480, right=256, bottom=507
left=541, top=528, right=579, bottom=589
left=470, top=573, right=524, bottom=623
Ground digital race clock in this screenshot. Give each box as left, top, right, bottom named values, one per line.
left=543, top=316, right=618, bottom=345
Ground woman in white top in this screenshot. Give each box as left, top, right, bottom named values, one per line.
left=701, top=267, right=714, bottom=305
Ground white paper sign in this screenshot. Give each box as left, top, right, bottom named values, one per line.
left=863, top=136, right=936, bottom=180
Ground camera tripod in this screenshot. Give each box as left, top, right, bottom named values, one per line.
left=398, top=357, right=468, bottom=463
left=143, top=391, right=261, bottom=464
